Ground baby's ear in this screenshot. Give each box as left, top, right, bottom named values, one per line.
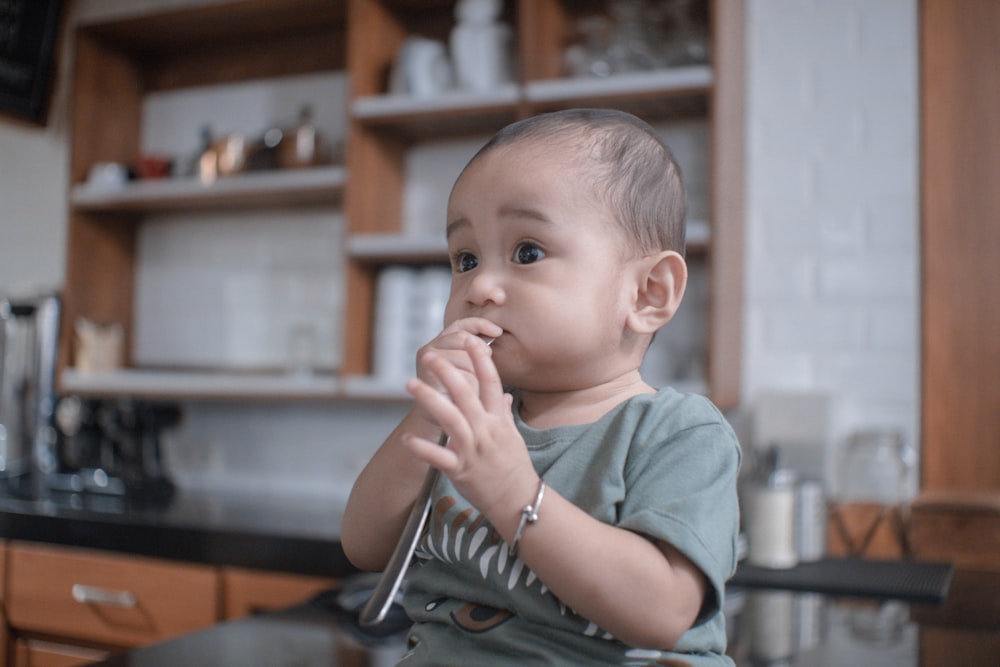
left=627, top=250, right=688, bottom=335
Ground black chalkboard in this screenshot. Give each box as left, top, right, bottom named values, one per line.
left=0, top=0, right=65, bottom=125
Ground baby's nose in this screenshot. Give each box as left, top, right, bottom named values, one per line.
left=466, top=269, right=506, bottom=306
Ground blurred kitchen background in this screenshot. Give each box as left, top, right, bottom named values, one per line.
left=1, top=2, right=996, bottom=664
left=0, top=0, right=923, bottom=503
left=2, top=0, right=995, bottom=544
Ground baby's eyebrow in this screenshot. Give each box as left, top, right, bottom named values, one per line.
left=498, top=205, right=552, bottom=225
left=446, top=206, right=554, bottom=239
left=446, top=218, right=470, bottom=239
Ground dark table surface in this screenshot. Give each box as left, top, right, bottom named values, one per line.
left=88, top=577, right=990, bottom=667
left=0, top=480, right=356, bottom=577
left=3, top=481, right=992, bottom=666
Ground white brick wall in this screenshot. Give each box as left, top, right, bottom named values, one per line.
left=744, top=0, right=919, bottom=465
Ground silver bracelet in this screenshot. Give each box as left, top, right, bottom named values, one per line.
left=511, top=479, right=546, bottom=557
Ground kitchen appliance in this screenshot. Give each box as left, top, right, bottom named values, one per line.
left=49, top=395, right=178, bottom=501
left=0, top=292, right=61, bottom=497
left=0, top=292, right=176, bottom=502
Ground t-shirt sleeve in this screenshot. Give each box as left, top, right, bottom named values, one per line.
left=615, top=395, right=742, bottom=625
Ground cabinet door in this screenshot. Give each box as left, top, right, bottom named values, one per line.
left=222, top=568, right=336, bottom=619
left=1, top=542, right=5, bottom=667
left=921, top=0, right=1000, bottom=492
left=7, top=542, right=219, bottom=648
left=12, top=639, right=107, bottom=667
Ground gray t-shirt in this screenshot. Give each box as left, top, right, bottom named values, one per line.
left=399, top=388, right=742, bottom=666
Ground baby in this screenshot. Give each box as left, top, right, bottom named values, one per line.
left=342, top=108, right=741, bottom=666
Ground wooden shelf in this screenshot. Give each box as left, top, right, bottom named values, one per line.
left=347, top=221, right=709, bottom=264
left=60, top=368, right=419, bottom=403
left=339, top=375, right=411, bottom=401
left=70, top=166, right=346, bottom=213
left=523, top=66, right=713, bottom=103
left=352, top=84, right=520, bottom=119
left=349, top=67, right=712, bottom=141
left=60, top=0, right=742, bottom=406
left=61, top=368, right=339, bottom=401
left=347, top=233, right=448, bottom=263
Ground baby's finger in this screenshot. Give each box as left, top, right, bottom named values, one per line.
left=406, top=373, right=474, bottom=443
left=402, top=433, right=459, bottom=473
left=441, top=317, right=503, bottom=342
left=424, top=351, right=488, bottom=421
left=465, top=336, right=505, bottom=413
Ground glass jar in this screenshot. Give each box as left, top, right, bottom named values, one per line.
left=837, top=429, right=914, bottom=505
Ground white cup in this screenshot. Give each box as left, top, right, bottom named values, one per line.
left=86, top=162, right=128, bottom=189
left=397, top=37, right=453, bottom=98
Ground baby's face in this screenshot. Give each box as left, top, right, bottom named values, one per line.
left=444, top=140, right=641, bottom=392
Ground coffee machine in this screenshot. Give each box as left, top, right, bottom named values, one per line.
left=0, top=292, right=177, bottom=503
left=49, top=394, right=179, bottom=501
left=0, top=293, right=60, bottom=497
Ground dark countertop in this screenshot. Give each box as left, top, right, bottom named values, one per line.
left=0, top=482, right=357, bottom=577
left=2, top=481, right=983, bottom=667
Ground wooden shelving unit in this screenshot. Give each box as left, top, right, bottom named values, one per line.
left=70, top=166, right=346, bottom=212
left=61, top=0, right=743, bottom=407
left=343, top=0, right=743, bottom=407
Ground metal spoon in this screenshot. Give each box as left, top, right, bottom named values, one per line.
left=359, top=336, right=495, bottom=627
left=358, top=430, right=446, bottom=627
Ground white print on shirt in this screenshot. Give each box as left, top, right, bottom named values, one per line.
left=415, top=494, right=615, bottom=641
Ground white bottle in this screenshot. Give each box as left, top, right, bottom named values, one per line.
left=450, top=0, right=511, bottom=92
left=747, top=468, right=799, bottom=569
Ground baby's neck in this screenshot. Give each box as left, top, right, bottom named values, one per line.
left=516, top=372, right=655, bottom=429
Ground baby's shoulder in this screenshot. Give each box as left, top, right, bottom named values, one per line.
left=631, top=387, right=730, bottom=430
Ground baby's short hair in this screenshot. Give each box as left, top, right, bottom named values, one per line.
left=470, top=108, right=687, bottom=256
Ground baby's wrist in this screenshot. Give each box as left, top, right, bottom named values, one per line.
left=510, top=478, right=546, bottom=556
left=484, top=472, right=546, bottom=546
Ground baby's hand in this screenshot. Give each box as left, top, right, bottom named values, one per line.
left=415, top=317, right=503, bottom=394
left=404, top=334, right=535, bottom=521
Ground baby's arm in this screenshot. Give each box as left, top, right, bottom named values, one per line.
left=493, top=484, right=707, bottom=650
left=340, top=318, right=503, bottom=571
left=404, top=337, right=707, bottom=649
left=340, top=407, right=442, bottom=571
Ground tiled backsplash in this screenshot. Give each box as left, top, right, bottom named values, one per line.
left=162, top=400, right=410, bottom=503
left=744, top=0, right=919, bottom=466
left=134, top=210, right=344, bottom=372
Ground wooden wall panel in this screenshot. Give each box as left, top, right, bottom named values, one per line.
left=920, top=0, right=1000, bottom=491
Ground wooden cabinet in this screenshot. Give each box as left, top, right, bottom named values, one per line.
left=0, top=541, right=339, bottom=665
left=60, top=0, right=744, bottom=408
left=11, top=639, right=107, bottom=667
left=59, top=0, right=348, bottom=402
left=5, top=542, right=219, bottom=652
left=221, top=567, right=335, bottom=620
left=1, top=543, right=6, bottom=667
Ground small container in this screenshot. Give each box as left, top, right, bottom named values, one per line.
left=795, top=478, right=827, bottom=562
left=747, top=590, right=795, bottom=663
left=86, top=162, right=128, bottom=189
left=747, top=468, right=799, bottom=568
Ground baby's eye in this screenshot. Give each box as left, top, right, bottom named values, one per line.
left=453, top=251, right=479, bottom=273
left=513, top=242, right=545, bottom=265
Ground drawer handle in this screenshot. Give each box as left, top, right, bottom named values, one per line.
left=71, top=584, right=138, bottom=608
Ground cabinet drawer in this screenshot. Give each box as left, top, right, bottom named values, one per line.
left=7, top=542, right=219, bottom=648
left=222, top=567, right=335, bottom=619
left=13, top=638, right=108, bottom=667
